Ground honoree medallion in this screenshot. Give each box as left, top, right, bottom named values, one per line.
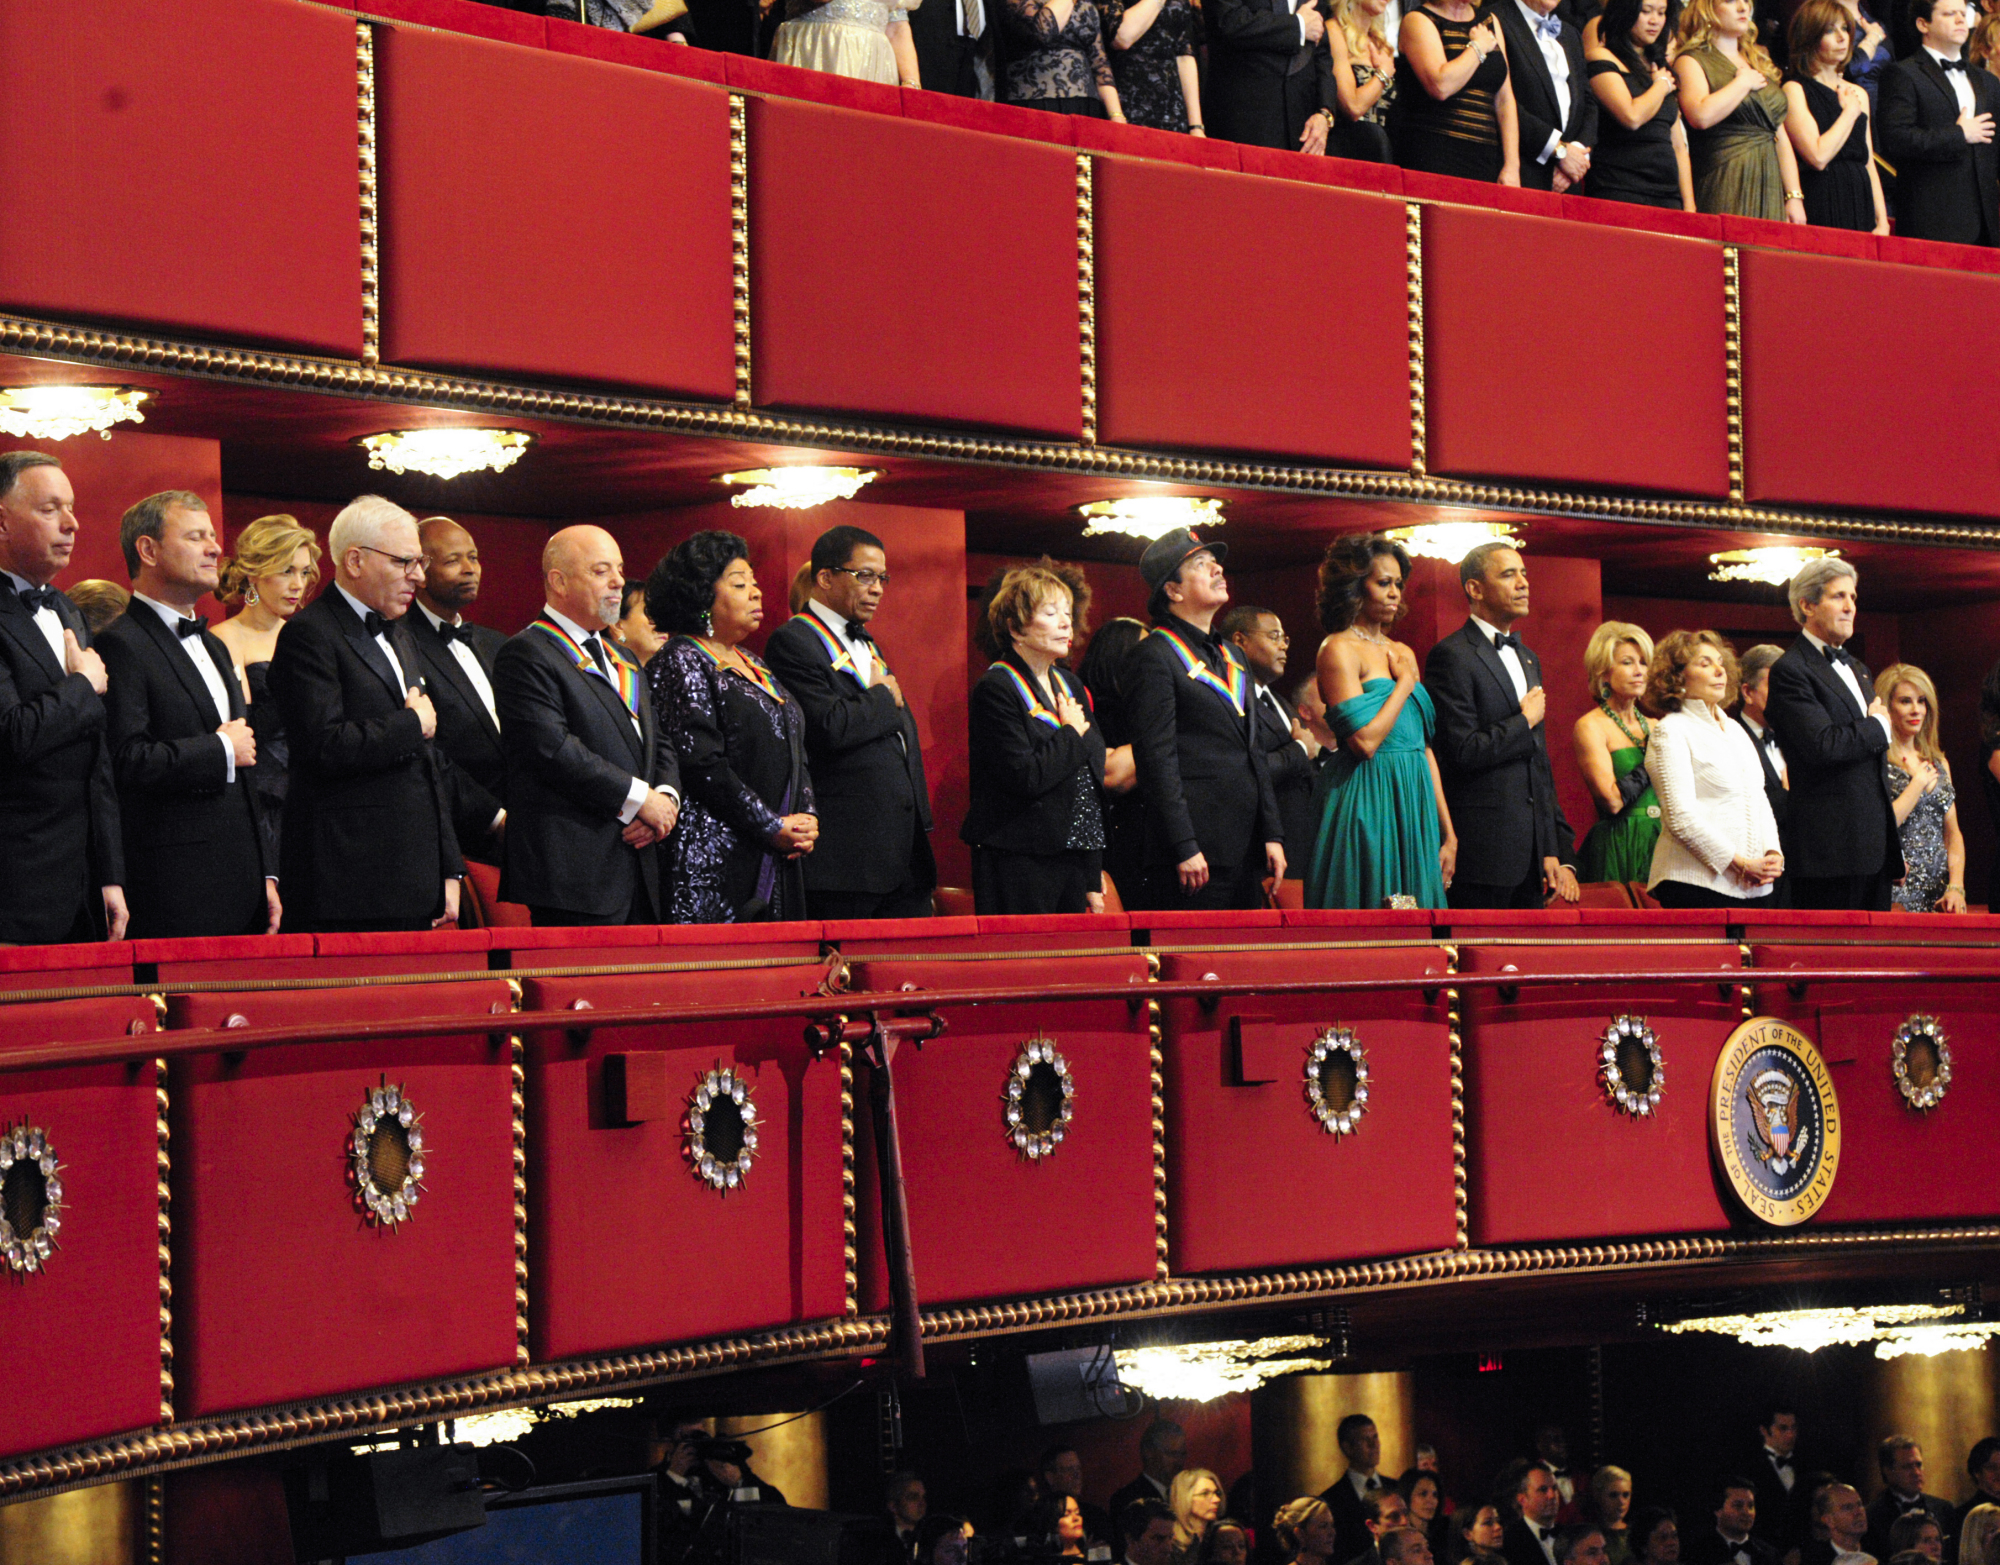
left=1710, top=1017, right=1840, bottom=1227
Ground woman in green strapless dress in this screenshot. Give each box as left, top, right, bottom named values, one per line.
left=1571, top=622, right=1663, bottom=883
left=1673, top=0, right=1807, bottom=222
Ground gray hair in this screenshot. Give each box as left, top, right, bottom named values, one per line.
left=119, top=490, right=208, bottom=578
left=328, top=494, right=416, bottom=564
left=1788, top=557, right=1857, bottom=626
left=1739, top=643, right=1785, bottom=685
left=0, top=450, right=60, bottom=500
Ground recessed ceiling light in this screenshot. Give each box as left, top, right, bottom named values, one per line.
left=717, top=467, right=878, bottom=509
left=358, top=429, right=533, bottom=480
left=0, top=386, right=147, bottom=441
left=1385, top=520, right=1520, bottom=562
left=1708, top=546, right=1839, bottom=586
left=1077, top=496, right=1224, bottom=541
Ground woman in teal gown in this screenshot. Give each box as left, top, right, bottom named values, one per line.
left=1303, top=535, right=1458, bottom=909
left=1570, top=621, right=1662, bottom=882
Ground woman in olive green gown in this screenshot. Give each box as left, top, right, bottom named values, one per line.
left=1572, top=622, right=1663, bottom=883
left=1674, top=0, right=1809, bottom=221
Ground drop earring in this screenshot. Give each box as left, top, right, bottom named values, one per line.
left=246, top=585, right=260, bottom=606
left=702, top=610, right=713, bottom=636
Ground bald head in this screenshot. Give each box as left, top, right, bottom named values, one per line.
left=543, top=525, right=624, bottom=631
left=418, top=516, right=481, bottom=618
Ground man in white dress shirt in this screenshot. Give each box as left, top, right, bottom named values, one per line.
left=1880, top=0, right=2000, bottom=245
left=1492, top=0, right=1596, bottom=191
left=410, top=515, right=507, bottom=861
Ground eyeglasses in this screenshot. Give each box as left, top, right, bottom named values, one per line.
left=359, top=545, right=432, bottom=576
left=833, top=566, right=890, bottom=588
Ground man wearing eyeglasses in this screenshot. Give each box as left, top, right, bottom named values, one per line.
left=765, top=524, right=935, bottom=921
left=267, top=494, right=465, bottom=931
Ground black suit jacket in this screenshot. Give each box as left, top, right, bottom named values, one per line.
left=1319, top=1474, right=1381, bottom=1565
left=1735, top=713, right=1789, bottom=829
left=267, top=590, right=464, bottom=929
left=764, top=611, right=935, bottom=899
left=1683, top=1529, right=1780, bottom=1565
left=1879, top=49, right=2000, bottom=245
left=961, top=652, right=1108, bottom=854
left=1126, top=614, right=1283, bottom=876
left=1253, top=682, right=1318, bottom=869
left=1490, top=0, right=1598, bottom=189
left=1425, top=621, right=1576, bottom=889
left=1106, top=1475, right=1167, bottom=1555
left=1204, top=0, right=1338, bottom=150
left=1503, top=1518, right=1560, bottom=1565
left=908, top=0, right=981, bottom=96
left=493, top=620, right=675, bottom=919
left=1865, top=1491, right=1956, bottom=1565
left=97, top=605, right=269, bottom=939
left=407, top=608, right=509, bottom=859
left=1763, top=638, right=1900, bottom=882
left=0, top=586, right=122, bottom=943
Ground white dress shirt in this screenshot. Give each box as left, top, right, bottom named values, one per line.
left=1258, top=681, right=1310, bottom=755
left=1345, top=1469, right=1384, bottom=1502
left=418, top=601, right=499, bottom=727
left=1830, top=1548, right=1875, bottom=1565
left=808, top=595, right=874, bottom=684
left=1647, top=701, right=1783, bottom=897
left=1470, top=614, right=1530, bottom=700
left=335, top=583, right=410, bottom=694
left=1741, top=713, right=1788, bottom=787
left=1801, top=630, right=1893, bottom=742
left=539, top=603, right=669, bottom=824
left=1763, top=1447, right=1795, bottom=1493
left=1514, top=0, right=1572, bottom=163
left=1926, top=45, right=1975, bottom=118
left=132, top=593, right=237, bottom=783
left=2, top=569, right=66, bottom=669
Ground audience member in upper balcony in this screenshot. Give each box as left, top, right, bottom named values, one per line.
left=1879, top=0, right=2000, bottom=243
left=1463, top=1506, right=1510, bottom=1565
left=1307, top=535, right=1454, bottom=910
left=773, top=0, right=921, bottom=87
left=1733, top=644, right=1791, bottom=906
left=765, top=525, right=936, bottom=920
left=66, top=579, right=129, bottom=636
left=1955, top=1444, right=2000, bottom=1551
left=1764, top=557, right=1899, bottom=909
left=1079, top=615, right=1146, bottom=906
left=647, top=532, right=815, bottom=924
left=494, top=524, right=678, bottom=926
left=1029, top=1492, right=1094, bottom=1559
left=1891, top=1515, right=1945, bottom=1564
left=1537, top=1428, right=1584, bottom=1521
left=268, top=495, right=462, bottom=932
left=908, top=0, right=986, bottom=96
left=1591, top=1472, right=1636, bottom=1565
left=1106, top=0, right=1204, bottom=129
left=1394, top=0, right=1521, bottom=181
left=1867, top=1441, right=1956, bottom=1563
left=1172, top=1470, right=1226, bottom=1565
left=1202, top=1520, right=1252, bottom=1565
left=1783, top=0, right=1891, bottom=228
left=98, top=492, right=276, bottom=941
left=1387, top=1525, right=1442, bottom=1565
left=1836, top=0, right=1894, bottom=113
left=0, top=450, right=123, bottom=944
left=1330, top=0, right=1401, bottom=158
left=1810, top=1484, right=1874, bottom=1565
left=884, top=1470, right=929, bottom=1563
left=1676, top=0, right=1806, bottom=219
left=1501, top=1462, right=1565, bottom=1565
left=1631, top=1510, right=1680, bottom=1565
left=546, top=0, right=698, bottom=43
left=1573, top=620, right=1661, bottom=886
left=1129, top=1499, right=1182, bottom=1565
left=1959, top=1505, right=2000, bottom=1565
left=962, top=560, right=1107, bottom=915
left=1585, top=0, right=1696, bottom=208
left=1324, top=1415, right=1392, bottom=1564
left=1044, top=1445, right=1116, bottom=1556
left=1126, top=529, right=1284, bottom=910
left=214, top=513, right=320, bottom=879
left=997, top=0, right=1127, bottom=116
left=408, top=516, right=507, bottom=865
left=1684, top=1478, right=1777, bottom=1565
left=1349, top=1490, right=1418, bottom=1565
left=1747, top=1403, right=1804, bottom=1556
left=1278, top=1498, right=1343, bottom=1565
left=1224, top=603, right=1319, bottom=883
left=1643, top=630, right=1783, bottom=908
left=1492, top=0, right=1599, bottom=189
left=1203, top=0, right=1337, bottom=151
left=1873, top=662, right=1965, bottom=912
left=1426, top=543, right=1577, bottom=910
left=1404, top=1470, right=1455, bottom=1565
left=1112, top=1423, right=1191, bottom=1554
left=610, top=578, right=665, bottom=668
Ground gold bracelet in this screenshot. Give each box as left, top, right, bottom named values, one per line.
left=1785, top=189, right=1805, bottom=201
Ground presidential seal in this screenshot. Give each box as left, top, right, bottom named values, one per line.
left=1710, top=1017, right=1840, bottom=1227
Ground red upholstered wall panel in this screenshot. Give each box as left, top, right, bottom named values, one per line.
left=520, top=967, right=846, bottom=1361
left=1459, top=942, right=1741, bottom=1244
left=1094, top=159, right=1409, bottom=466
left=167, top=983, right=518, bottom=1415
left=374, top=25, right=735, bottom=399
left=0, top=942, right=134, bottom=994
left=850, top=955, right=1155, bottom=1309
left=0, top=1001, right=164, bottom=1459
left=1752, top=946, right=2000, bottom=1225
left=1159, top=947, right=1456, bottom=1274
left=749, top=99, right=1082, bottom=436
left=0, top=0, right=361, bottom=356
left=1423, top=206, right=1730, bottom=496
left=1741, top=249, right=2000, bottom=515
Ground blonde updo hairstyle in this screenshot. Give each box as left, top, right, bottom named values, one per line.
left=1584, top=621, right=1656, bottom=702
left=1274, top=1498, right=1334, bottom=1562
left=219, top=514, right=321, bottom=607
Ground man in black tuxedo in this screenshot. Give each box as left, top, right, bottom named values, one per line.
left=1748, top=1405, right=1805, bottom=1556
left=1955, top=1440, right=2000, bottom=1547
left=765, top=525, right=935, bottom=921
left=1341, top=1490, right=1414, bottom=1565
left=1205, top=0, right=1338, bottom=152
left=1804, top=1483, right=1872, bottom=1565
left=0, top=450, right=125, bottom=944
left=1126, top=529, right=1285, bottom=911
left=1879, top=0, right=2000, bottom=245
left=1320, top=1414, right=1392, bottom=1565
left=1735, top=645, right=1792, bottom=907
left=1685, top=1478, right=1780, bottom=1565
left=1042, top=1444, right=1114, bottom=1553
left=494, top=524, right=678, bottom=927
left=1865, top=1440, right=1956, bottom=1564
left=1763, top=559, right=1899, bottom=910
left=908, top=0, right=984, bottom=97
left=1224, top=604, right=1321, bottom=877
left=1493, top=0, right=1597, bottom=191
left=1501, top=1461, right=1565, bottom=1565
left=268, top=495, right=464, bottom=932
left=409, top=515, right=507, bottom=864
left=1424, top=543, right=1579, bottom=909
left=98, top=491, right=277, bottom=940
left=1108, top=1420, right=1188, bottom=1556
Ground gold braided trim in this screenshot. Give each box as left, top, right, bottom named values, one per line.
left=155, top=1060, right=174, bottom=1423
left=1723, top=245, right=1744, bottom=503
left=1444, top=945, right=1468, bottom=1250
left=357, top=22, right=380, bottom=368
left=1077, top=153, right=1097, bottom=447
left=730, top=95, right=752, bottom=407
left=1406, top=201, right=1427, bottom=479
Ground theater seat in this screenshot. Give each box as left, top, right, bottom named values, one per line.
left=462, top=858, right=531, bottom=928
left=1551, top=880, right=1656, bottom=910
left=932, top=885, right=976, bottom=917
left=1098, top=872, right=1124, bottom=915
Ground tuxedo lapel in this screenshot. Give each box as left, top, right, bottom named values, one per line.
left=570, top=641, right=645, bottom=765
left=132, top=604, right=224, bottom=728
left=414, top=616, right=501, bottom=744
left=0, top=592, right=64, bottom=683
left=203, top=633, right=246, bottom=722
left=329, top=590, right=405, bottom=698
left=1914, top=49, right=1964, bottom=116
left=1501, top=0, right=1561, bottom=110
left=1462, top=621, right=1520, bottom=709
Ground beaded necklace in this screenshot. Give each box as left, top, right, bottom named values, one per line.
left=1601, top=700, right=1650, bottom=749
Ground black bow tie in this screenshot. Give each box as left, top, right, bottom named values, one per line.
left=362, top=610, right=388, bottom=638
left=846, top=620, right=874, bottom=644
left=1941, top=54, right=1968, bottom=69
left=433, top=619, right=460, bottom=644
left=175, top=615, right=208, bottom=639
left=17, top=584, right=56, bottom=612
left=1820, top=641, right=1849, bottom=666
left=1493, top=632, right=1524, bottom=653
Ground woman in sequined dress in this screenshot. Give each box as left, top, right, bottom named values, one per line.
left=645, top=532, right=818, bottom=924
left=1875, top=663, right=1967, bottom=913
left=772, top=0, right=920, bottom=86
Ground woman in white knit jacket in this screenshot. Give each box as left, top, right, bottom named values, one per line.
left=1643, top=629, right=1785, bottom=907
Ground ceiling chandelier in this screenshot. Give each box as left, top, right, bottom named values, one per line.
left=1078, top=496, right=1225, bottom=541
left=1708, top=546, right=1839, bottom=586
left=1386, top=520, right=1519, bottom=562
left=359, top=428, right=532, bottom=481
left=718, top=467, right=878, bottom=509
left=1113, top=1335, right=1331, bottom=1403
left=0, top=386, right=147, bottom=441
left=1659, top=1304, right=1991, bottom=1358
